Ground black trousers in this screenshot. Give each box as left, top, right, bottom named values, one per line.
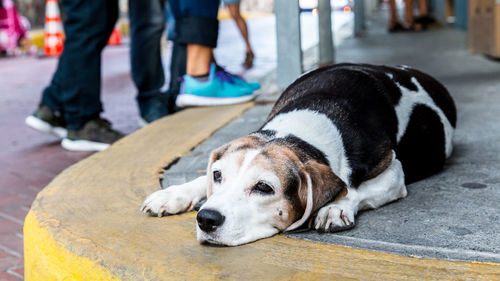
left=42, top=0, right=220, bottom=129
left=42, top=0, right=166, bottom=130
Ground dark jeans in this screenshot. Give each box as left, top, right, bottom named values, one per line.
left=42, top=0, right=165, bottom=130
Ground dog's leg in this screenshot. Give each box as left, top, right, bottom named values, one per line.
left=141, top=176, right=208, bottom=217
left=314, top=152, right=407, bottom=232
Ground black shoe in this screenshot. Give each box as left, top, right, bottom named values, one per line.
left=25, top=104, right=67, bottom=138
left=138, top=93, right=176, bottom=127
left=61, top=118, right=123, bottom=151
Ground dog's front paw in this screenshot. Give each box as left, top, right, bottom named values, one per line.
left=314, top=203, right=355, bottom=232
left=141, top=186, right=198, bottom=217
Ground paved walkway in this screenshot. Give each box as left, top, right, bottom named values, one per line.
left=0, top=12, right=351, bottom=279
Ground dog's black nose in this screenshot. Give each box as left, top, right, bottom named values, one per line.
left=197, top=209, right=225, bottom=232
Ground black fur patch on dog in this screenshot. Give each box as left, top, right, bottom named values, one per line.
left=260, top=63, right=456, bottom=186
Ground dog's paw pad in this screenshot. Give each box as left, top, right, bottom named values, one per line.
left=314, top=204, right=355, bottom=232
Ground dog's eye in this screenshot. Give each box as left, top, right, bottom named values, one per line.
left=253, top=181, right=274, bottom=195
left=213, top=170, right=222, bottom=183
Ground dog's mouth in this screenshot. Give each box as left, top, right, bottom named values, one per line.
left=199, top=239, right=228, bottom=247
left=196, top=226, right=245, bottom=247
left=197, top=232, right=229, bottom=246
left=197, top=226, right=225, bottom=245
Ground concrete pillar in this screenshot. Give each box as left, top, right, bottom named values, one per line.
left=455, top=0, right=468, bottom=30
left=318, top=0, right=334, bottom=66
left=275, top=0, right=303, bottom=90
left=354, top=0, right=365, bottom=36
left=429, top=0, right=446, bottom=23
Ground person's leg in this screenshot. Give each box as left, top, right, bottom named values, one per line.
left=388, top=0, right=398, bottom=25
left=41, top=0, right=118, bottom=131
left=227, top=3, right=254, bottom=68
left=166, top=41, right=186, bottom=113
left=170, top=0, right=260, bottom=107
left=30, top=0, right=124, bottom=151
left=186, top=44, right=212, bottom=76
left=227, top=4, right=251, bottom=52
left=418, top=0, right=429, bottom=16
left=170, top=0, right=219, bottom=76
left=128, top=0, right=167, bottom=123
left=403, top=0, right=415, bottom=28
left=412, top=0, right=435, bottom=29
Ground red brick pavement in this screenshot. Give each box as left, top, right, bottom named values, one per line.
left=0, top=44, right=141, bottom=279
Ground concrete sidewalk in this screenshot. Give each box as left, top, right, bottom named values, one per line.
left=164, top=16, right=500, bottom=263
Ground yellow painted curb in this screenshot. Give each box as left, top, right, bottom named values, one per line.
left=24, top=102, right=500, bottom=280
left=24, top=211, right=121, bottom=281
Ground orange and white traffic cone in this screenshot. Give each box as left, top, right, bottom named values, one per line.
left=107, top=26, right=122, bottom=46
left=44, top=0, right=63, bottom=56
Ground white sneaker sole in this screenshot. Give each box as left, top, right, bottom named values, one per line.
left=175, top=93, right=258, bottom=107
left=25, top=115, right=67, bottom=138
left=61, top=138, right=110, bottom=151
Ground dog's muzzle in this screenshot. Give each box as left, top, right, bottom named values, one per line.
left=197, top=209, right=225, bottom=232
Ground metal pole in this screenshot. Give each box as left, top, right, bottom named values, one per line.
left=318, top=0, right=334, bottom=66
left=275, top=0, right=303, bottom=90
left=354, top=0, right=365, bottom=36
left=429, top=0, right=446, bottom=23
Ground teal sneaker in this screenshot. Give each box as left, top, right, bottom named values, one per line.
left=216, top=65, right=261, bottom=91
left=175, top=63, right=260, bottom=107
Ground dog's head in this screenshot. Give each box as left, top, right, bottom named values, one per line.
left=196, top=135, right=347, bottom=246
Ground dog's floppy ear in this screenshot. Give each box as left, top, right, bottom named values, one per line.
left=286, top=159, right=347, bottom=231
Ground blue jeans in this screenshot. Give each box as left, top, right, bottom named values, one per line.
left=42, top=0, right=166, bottom=130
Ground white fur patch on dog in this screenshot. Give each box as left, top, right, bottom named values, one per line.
left=395, top=77, right=454, bottom=158
left=263, top=109, right=351, bottom=185
left=314, top=151, right=407, bottom=232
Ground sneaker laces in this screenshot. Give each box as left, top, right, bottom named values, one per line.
left=215, top=66, right=245, bottom=84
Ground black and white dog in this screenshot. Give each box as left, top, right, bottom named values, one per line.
left=142, top=63, right=457, bottom=246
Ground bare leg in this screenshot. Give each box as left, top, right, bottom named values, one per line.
left=227, top=3, right=254, bottom=68
left=141, top=176, right=208, bottom=216
left=186, top=44, right=213, bottom=76
left=418, top=0, right=429, bottom=16
left=227, top=4, right=252, bottom=52
left=403, top=0, right=415, bottom=28
left=388, top=0, right=399, bottom=28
